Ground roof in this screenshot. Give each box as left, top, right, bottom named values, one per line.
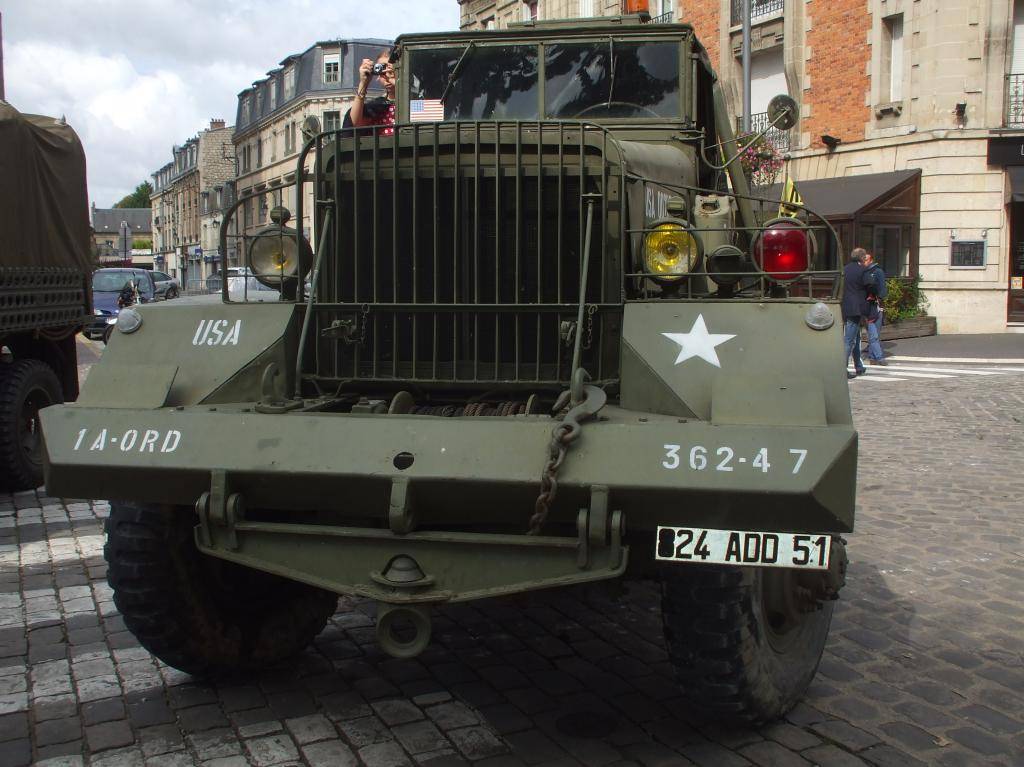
left=762, top=169, right=921, bottom=220
left=91, top=207, right=152, bottom=234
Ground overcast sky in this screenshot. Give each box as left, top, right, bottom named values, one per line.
left=1, top=1, right=458, bottom=208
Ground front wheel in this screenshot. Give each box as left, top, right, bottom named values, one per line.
left=0, top=359, right=63, bottom=491
left=105, top=502, right=338, bottom=676
left=661, top=565, right=835, bottom=725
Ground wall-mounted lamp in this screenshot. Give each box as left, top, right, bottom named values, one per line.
left=950, top=229, right=958, bottom=240
left=821, top=134, right=841, bottom=150
left=981, top=228, right=988, bottom=239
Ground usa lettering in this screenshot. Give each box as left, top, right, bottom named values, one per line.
left=73, top=428, right=181, bottom=453
left=192, top=319, right=242, bottom=346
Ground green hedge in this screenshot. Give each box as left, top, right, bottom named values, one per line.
left=882, top=274, right=929, bottom=322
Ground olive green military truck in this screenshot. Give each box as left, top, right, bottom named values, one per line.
left=1, top=102, right=91, bottom=491
left=41, top=15, right=855, bottom=724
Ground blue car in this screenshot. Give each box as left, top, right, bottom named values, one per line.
left=85, top=268, right=157, bottom=342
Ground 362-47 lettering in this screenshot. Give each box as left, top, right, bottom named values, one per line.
left=662, top=444, right=808, bottom=474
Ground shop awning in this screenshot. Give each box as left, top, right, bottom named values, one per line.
left=1006, top=166, right=1024, bottom=203
left=762, top=169, right=921, bottom=220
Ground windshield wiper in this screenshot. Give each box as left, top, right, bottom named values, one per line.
left=439, top=42, right=476, bottom=104
left=606, top=37, right=617, bottom=109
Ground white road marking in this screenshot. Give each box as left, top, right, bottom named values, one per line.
left=852, top=376, right=909, bottom=382
left=887, top=355, right=1024, bottom=364
left=850, top=369, right=953, bottom=379
left=878, top=364, right=1004, bottom=376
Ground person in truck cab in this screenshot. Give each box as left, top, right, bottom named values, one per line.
left=347, top=50, right=396, bottom=136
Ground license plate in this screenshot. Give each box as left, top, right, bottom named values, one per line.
left=656, top=526, right=832, bottom=570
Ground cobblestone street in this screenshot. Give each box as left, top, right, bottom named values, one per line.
left=1, top=359, right=1023, bottom=766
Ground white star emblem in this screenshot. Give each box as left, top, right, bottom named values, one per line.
left=662, top=314, right=736, bottom=368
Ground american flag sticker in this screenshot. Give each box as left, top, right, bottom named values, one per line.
left=410, top=99, right=445, bottom=122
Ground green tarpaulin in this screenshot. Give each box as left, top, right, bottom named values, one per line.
left=0, top=100, right=91, bottom=271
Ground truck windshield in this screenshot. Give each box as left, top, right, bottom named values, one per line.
left=544, top=41, right=680, bottom=119
left=408, top=45, right=540, bottom=121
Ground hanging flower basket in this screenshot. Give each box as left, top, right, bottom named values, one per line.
left=736, top=132, right=783, bottom=188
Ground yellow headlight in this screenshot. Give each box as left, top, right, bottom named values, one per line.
left=643, top=223, right=699, bottom=280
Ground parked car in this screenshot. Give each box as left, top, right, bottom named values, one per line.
left=85, top=268, right=158, bottom=343
left=151, top=270, right=180, bottom=299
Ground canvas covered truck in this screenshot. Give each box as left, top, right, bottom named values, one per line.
left=1, top=101, right=91, bottom=491
left=41, top=13, right=855, bottom=724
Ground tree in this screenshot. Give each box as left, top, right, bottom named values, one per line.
left=114, top=181, right=154, bottom=209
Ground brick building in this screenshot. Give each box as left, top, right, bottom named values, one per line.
left=456, top=0, right=1024, bottom=332
left=150, top=120, right=235, bottom=290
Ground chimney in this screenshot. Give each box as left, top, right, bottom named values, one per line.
left=209, top=118, right=226, bottom=130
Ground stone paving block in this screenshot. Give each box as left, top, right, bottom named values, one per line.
left=187, top=727, right=242, bottom=760
left=302, top=738, right=359, bottom=767
left=393, top=719, right=450, bottom=755
left=82, top=697, right=127, bottom=725
left=35, top=715, right=82, bottom=746
left=358, top=739, right=414, bottom=767
left=86, top=719, right=135, bottom=753
left=0, top=736, right=31, bottom=767
left=244, top=732, right=300, bottom=766
left=447, top=725, right=508, bottom=761
left=284, top=713, right=336, bottom=744
left=801, top=745, right=868, bottom=766
left=373, top=699, right=426, bottom=726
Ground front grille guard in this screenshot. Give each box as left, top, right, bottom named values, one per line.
left=218, top=122, right=844, bottom=399
left=292, top=120, right=626, bottom=395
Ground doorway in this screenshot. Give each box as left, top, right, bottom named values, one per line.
left=1010, top=202, right=1024, bottom=323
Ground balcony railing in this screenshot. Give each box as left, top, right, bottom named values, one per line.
left=737, top=111, right=791, bottom=154
left=1006, top=73, right=1024, bottom=128
left=650, top=11, right=674, bottom=23
left=731, top=0, right=784, bottom=26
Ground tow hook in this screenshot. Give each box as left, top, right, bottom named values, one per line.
left=373, top=556, right=434, bottom=658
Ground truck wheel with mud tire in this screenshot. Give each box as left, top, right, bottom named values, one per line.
left=0, top=359, right=64, bottom=492
left=105, top=501, right=338, bottom=676
left=661, top=565, right=833, bottom=725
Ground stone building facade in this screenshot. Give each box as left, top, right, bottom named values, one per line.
left=680, top=0, right=1024, bottom=333
left=90, top=206, right=152, bottom=267
left=459, top=0, right=675, bottom=29
left=455, top=0, right=1024, bottom=333
left=232, top=38, right=391, bottom=257
left=150, top=120, right=235, bottom=290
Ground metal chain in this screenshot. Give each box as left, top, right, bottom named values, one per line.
left=527, top=422, right=576, bottom=536
left=582, top=304, right=597, bottom=350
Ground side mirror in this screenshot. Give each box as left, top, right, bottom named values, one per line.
left=767, top=94, right=799, bottom=131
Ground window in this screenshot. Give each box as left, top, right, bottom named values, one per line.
left=483, top=16, right=496, bottom=30
left=324, top=53, right=340, bottom=84
left=241, top=96, right=250, bottom=123
left=256, top=138, right=263, bottom=168
left=881, top=14, right=904, bottom=103
left=524, top=1, right=539, bottom=20
left=284, top=121, right=296, bottom=154
left=270, top=80, right=278, bottom=110
left=284, top=67, right=296, bottom=99
left=323, top=110, right=341, bottom=132
left=950, top=240, right=986, bottom=269
left=243, top=197, right=253, bottom=229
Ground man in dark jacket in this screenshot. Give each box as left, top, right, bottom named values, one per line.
left=841, top=248, right=870, bottom=379
left=862, top=251, right=888, bottom=365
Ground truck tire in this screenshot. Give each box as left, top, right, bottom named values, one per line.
left=105, top=501, right=337, bottom=676
left=661, top=565, right=833, bottom=725
left=0, top=359, right=63, bottom=492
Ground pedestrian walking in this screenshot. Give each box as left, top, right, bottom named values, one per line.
left=863, top=251, right=888, bottom=365
left=841, top=247, right=871, bottom=379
